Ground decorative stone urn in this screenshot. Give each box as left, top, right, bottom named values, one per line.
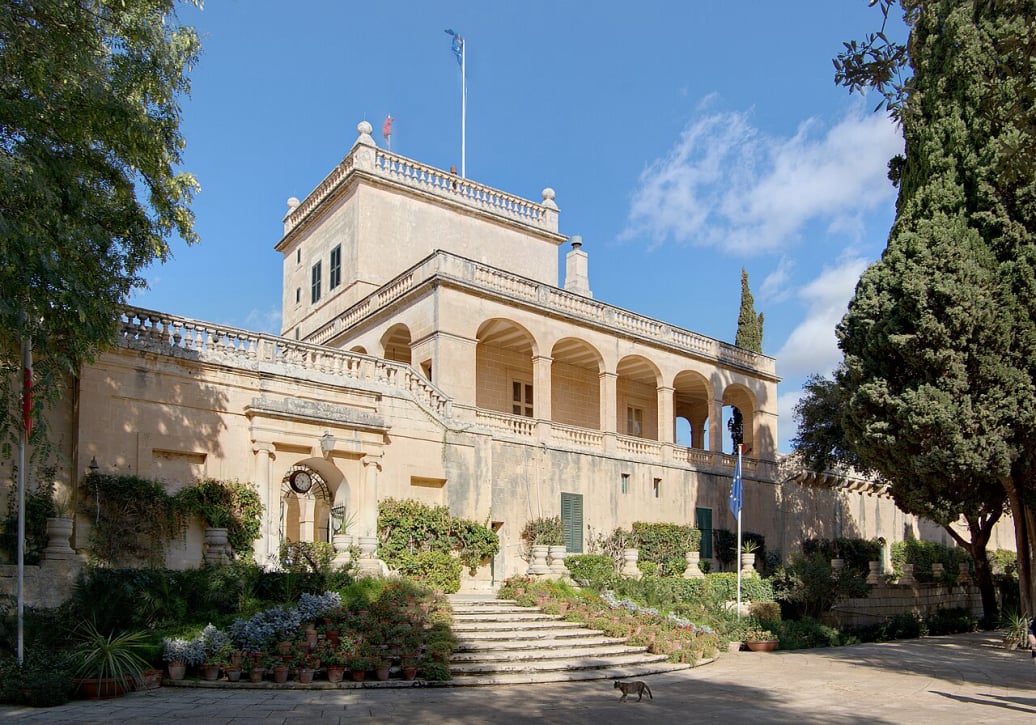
left=830, top=558, right=845, bottom=572
left=957, top=562, right=971, bottom=584
left=332, top=533, right=353, bottom=567
left=866, top=561, right=881, bottom=585
left=355, top=535, right=386, bottom=577
left=740, top=552, right=756, bottom=575
left=203, top=527, right=230, bottom=565
left=42, top=517, right=75, bottom=560
left=528, top=545, right=551, bottom=576
left=548, top=545, right=568, bottom=578
left=683, top=551, right=705, bottom=579
left=931, top=562, right=945, bottom=579
left=621, top=548, right=640, bottom=578
left=897, top=563, right=916, bottom=585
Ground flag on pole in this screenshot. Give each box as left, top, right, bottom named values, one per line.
left=728, top=451, right=742, bottom=518
left=445, top=28, right=463, bottom=66
left=382, top=115, right=393, bottom=141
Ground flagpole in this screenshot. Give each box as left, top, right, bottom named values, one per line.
left=16, top=334, right=30, bottom=665
left=460, top=36, right=466, bottom=179
left=736, top=443, right=743, bottom=623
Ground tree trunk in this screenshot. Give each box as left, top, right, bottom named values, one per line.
left=1003, top=475, right=1035, bottom=616
left=971, top=549, right=998, bottom=625
left=946, top=508, right=1001, bottom=624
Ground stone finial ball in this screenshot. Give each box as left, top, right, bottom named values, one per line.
left=287, top=197, right=300, bottom=210
left=357, top=120, right=373, bottom=136
left=541, top=188, right=556, bottom=202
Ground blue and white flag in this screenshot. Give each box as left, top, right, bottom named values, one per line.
left=728, top=454, right=742, bottom=519
left=444, top=28, right=463, bottom=67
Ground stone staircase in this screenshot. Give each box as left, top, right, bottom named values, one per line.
left=446, top=594, right=691, bottom=685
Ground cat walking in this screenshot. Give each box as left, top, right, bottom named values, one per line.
left=614, top=680, right=653, bottom=702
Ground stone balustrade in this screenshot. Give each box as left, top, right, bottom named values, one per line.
left=118, top=307, right=452, bottom=419
left=283, top=122, right=559, bottom=236
left=308, top=250, right=777, bottom=377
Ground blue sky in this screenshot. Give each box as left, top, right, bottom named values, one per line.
left=133, top=1, right=908, bottom=453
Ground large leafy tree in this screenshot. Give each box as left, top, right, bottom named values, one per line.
left=835, top=0, right=1036, bottom=614
left=0, top=0, right=201, bottom=448
left=793, top=371, right=1006, bottom=621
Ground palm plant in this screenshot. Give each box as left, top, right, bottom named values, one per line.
left=70, top=622, right=151, bottom=694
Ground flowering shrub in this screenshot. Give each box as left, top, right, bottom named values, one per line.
left=296, top=591, right=342, bottom=623
left=162, top=635, right=205, bottom=666
left=229, top=606, right=302, bottom=654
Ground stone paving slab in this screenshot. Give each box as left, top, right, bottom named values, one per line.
left=2, top=632, right=1034, bottom=724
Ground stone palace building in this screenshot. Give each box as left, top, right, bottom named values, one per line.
left=3, top=121, right=1016, bottom=592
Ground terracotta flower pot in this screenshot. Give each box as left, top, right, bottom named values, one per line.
left=75, top=677, right=129, bottom=700
left=402, top=666, right=418, bottom=680
left=745, top=639, right=778, bottom=652
left=201, top=664, right=221, bottom=681
left=298, top=668, right=314, bottom=684
left=375, top=663, right=391, bottom=681
left=248, top=668, right=265, bottom=683
left=326, top=665, right=345, bottom=683
left=167, top=661, right=187, bottom=681
left=351, top=669, right=366, bottom=682
left=225, top=667, right=242, bottom=682
left=273, top=665, right=289, bottom=683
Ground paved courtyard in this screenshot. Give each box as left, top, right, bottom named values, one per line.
left=1, top=632, right=1033, bottom=724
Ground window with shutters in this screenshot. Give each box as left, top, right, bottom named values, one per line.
left=561, top=493, right=583, bottom=553
left=311, top=261, right=322, bottom=304
left=511, top=379, right=533, bottom=417
left=329, top=245, right=342, bottom=290
left=695, top=507, right=713, bottom=559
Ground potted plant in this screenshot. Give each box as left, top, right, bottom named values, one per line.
left=162, top=635, right=205, bottom=681
left=347, top=648, right=371, bottom=682
left=744, top=629, right=779, bottom=652
left=740, top=541, right=760, bottom=572
left=317, top=638, right=348, bottom=683
left=70, top=623, right=151, bottom=699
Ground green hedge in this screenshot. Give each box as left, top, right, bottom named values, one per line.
left=565, top=554, right=617, bottom=589
left=631, top=522, right=701, bottom=576
left=891, top=540, right=971, bottom=583
left=801, top=538, right=882, bottom=577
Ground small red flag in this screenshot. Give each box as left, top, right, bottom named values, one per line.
left=382, top=115, right=393, bottom=139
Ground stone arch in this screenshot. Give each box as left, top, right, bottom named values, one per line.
left=349, top=345, right=368, bottom=354
left=673, top=369, right=711, bottom=449
left=616, top=355, right=662, bottom=439
left=551, top=337, right=603, bottom=429
left=279, top=458, right=350, bottom=544
left=722, top=383, right=757, bottom=455
left=380, top=324, right=412, bottom=364
left=475, top=318, right=537, bottom=416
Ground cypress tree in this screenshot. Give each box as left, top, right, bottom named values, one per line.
left=735, top=268, right=764, bottom=353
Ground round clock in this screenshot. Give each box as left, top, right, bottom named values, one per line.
left=289, top=469, right=313, bottom=494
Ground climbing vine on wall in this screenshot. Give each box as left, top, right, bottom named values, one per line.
left=377, top=498, right=499, bottom=580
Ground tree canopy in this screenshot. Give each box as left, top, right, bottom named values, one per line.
left=734, top=268, right=764, bottom=353
left=834, top=0, right=1036, bottom=613
left=0, top=0, right=201, bottom=448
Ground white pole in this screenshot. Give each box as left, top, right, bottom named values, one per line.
left=16, top=335, right=30, bottom=666
left=460, top=37, right=466, bottom=178
left=736, top=443, right=742, bottom=623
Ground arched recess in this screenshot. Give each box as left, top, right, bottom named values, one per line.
left=280, top=459, right=350, bottom=544
left=616, top=355, right=662, bottom=439
left=722, top=384, right=757, bottom=455
left=673, top=370, right=711, bottom=449
left=551, top=338, right=603, bottom=429
left=380, top=324, right=412, bottom=364
left=349, top=345, right=368, bottom=354
left=475, top=318, right=536, bottom=416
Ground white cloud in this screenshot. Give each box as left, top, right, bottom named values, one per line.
left=760, top=256, right=794, bottom=303
left=777, top=389, right=804, bottom=451
left=774, top=254, right=871, bottom=380
left=622, top=106, right=901, bottom=254
left=244, top=307, right=282, bottom=335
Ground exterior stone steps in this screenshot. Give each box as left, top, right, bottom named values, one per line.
left=446, top=594, right=693, bottom=685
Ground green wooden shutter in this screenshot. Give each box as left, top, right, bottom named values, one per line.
left=695, top=507, right=713, bottom=559
left=561, top=493, right=583, bottom=553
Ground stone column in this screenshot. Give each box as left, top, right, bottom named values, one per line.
left=356, top=455, right=386, bottom=576
left=533, top=355, right=553, bottom=422
left=252, top=441, right=277, bottom=566
left=656, top=386, right=674, bottom=444
left=708, top=397, right=723, bottom=453
left=599, top=371, right=617, bottom=432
